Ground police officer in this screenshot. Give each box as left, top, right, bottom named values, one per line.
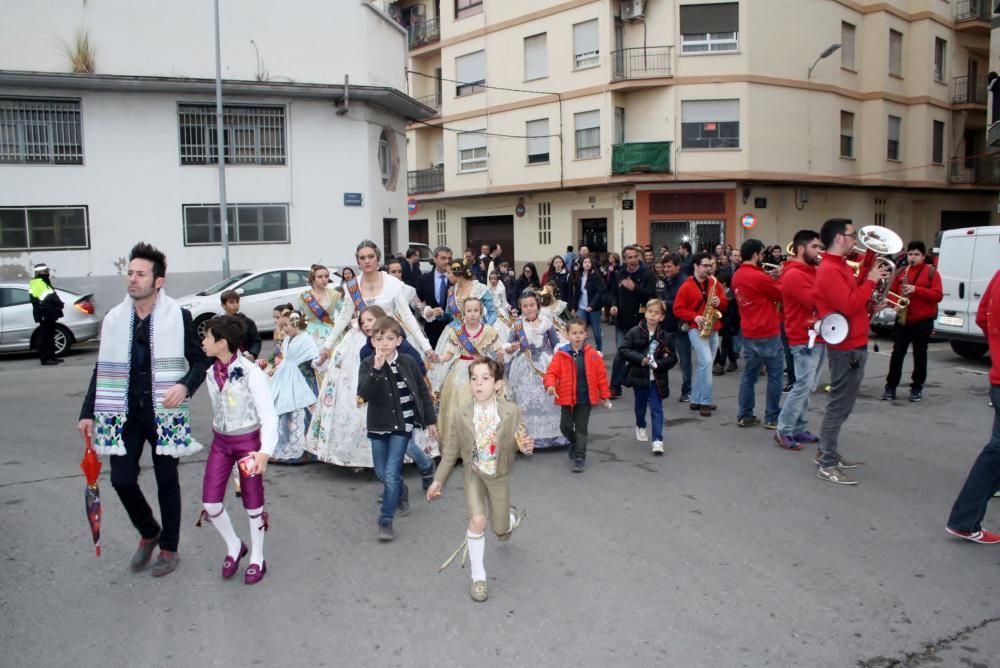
left=29, top=263, right=63, bottom=366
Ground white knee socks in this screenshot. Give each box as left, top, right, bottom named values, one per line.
left=203, top=502, right=241, bottom=557
left=248, top=506, right=266, bottom=566
left=467, top=530, right=486, bottom=581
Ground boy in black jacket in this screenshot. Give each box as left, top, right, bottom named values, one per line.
left=357, top=317, right=438, bottom=542
left=221, top=289, right=262, bottom=361
left=619, top=299, right=678, bottom=456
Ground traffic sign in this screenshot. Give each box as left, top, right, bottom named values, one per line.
left=741, top=213, right=757, bottom=230
left=407, top=198, right=419, bottom=215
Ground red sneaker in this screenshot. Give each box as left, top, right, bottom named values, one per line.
left=946, top=527, right=1000, bottom=544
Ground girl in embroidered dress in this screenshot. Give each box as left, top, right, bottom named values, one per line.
left=434, top=297, right=504, bottom=455
left=305, top=240, right=437, bottom=468
left=504, top=290, right=569, bottom=449
left=427, top=261, right=496, bottom=390
left=299, top=265, right=341, bottom=394
left=488, top=270, right=513, bottom=345
left=268, top=308, right=319, bottom=465
left=199, top=315, right=278, bottom=585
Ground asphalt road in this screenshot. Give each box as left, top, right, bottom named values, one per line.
left=0, top=332, right=997, bottom=668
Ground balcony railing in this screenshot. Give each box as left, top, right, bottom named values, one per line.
left=416, top=92, right=441, bottom=114
left=949, top=156, right=1000, bottom=184
left=408, top=165, right=444, bottom=194
left=611, top=142, right=672, bottom=175
left=954, top=0, right=989, bottom=21
left=408, top=17, right=440, bottom=49
left=953, top=75, right=988, bottom=105
left=611, top=46, right=673, bottom=81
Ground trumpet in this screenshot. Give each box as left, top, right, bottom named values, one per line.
left=762, top=262, right=783, bottom=273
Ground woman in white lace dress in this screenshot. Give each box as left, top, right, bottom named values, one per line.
left=305, top=240, right=438, bottom=467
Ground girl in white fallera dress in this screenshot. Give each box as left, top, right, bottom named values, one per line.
left=268, top=309, right=319, bottom=464
left=488, top=270, right=513, bottom=345
left=305, top=240, right=438, bottom=468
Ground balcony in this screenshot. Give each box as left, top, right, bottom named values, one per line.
left=416, top=92, right=441, bottom=115
left=954, top=0, right=990, bottom=31
left=953, top=75, right=988, bottom=105
left=408, top=165, right=444, bottom=194
left=408, top=17, right=440, bottom=49
left=949, top=156, right=1000, bottom=184
left=611, top=46, right=673, bottom=81
left=611, top=142, right=672, bottom=175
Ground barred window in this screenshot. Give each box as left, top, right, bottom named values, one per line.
left=183, top=203, right=289, bottom=245
left=0, top=98, right=83, bottom=164
left=435, top=208, right=447, bottom=246
left=0, top=206, right=89, bottom=250
left=178, top=104, right=285, bottom=165
left=538, top=202, right=552, bottom=245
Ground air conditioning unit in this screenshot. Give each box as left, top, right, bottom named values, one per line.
left=621, top=0, right=646, bottom=21
left=411, top=3, right=426, bottom=17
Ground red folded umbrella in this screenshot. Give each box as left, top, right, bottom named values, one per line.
left=80, top=433, right=102, bottom=557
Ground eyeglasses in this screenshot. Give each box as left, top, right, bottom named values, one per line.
left=698, top=263, right=713, bottom=268
left=842, top=232, right=857, bottom=239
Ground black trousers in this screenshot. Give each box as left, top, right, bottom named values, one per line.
left=109, top=411, right=181, bottom=552
left=560, top=404, right=592, bottom=460
left=885, top=318, right=934, bottom=391
left=37, top=318, right=56, bottom=363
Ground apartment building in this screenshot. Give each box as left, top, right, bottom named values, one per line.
left=0, top=0, right=433, bottom=307
left=394, top=0, right=996, bottom=266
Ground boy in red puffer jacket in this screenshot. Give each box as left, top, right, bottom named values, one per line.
left=543, top=319, right=610, bottom=473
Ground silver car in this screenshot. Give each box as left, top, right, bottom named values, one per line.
left=0, top=283, right=99, bottom=355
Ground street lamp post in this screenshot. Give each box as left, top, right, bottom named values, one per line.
left=213, top=0, right=231, bottom=278
left=806, top=43, right=842, bottom=173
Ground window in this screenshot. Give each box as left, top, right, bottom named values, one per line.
left=378, top=129, right=392, bottom=184
left=932, top=120, right=945, bottom=164
left=455, top=50, right=486, bottom=97
left=680, top=3, right=739, bottom=54
left=574, top=110, right=600, bottom=159
left=457, top=130, right=487, bottom=172
left=0, top=98, right=83, bottom=164
left=526, top=119, right=550, bottom=164
left=614, top=107, right=626, bottom=145
left=239, top=271, right=284, bottom=297
left=0, top=206, right=89, bottom=250
left=573, top=19, right=600, bottom=69
left=178, top=104, right=285, bottom=165
left=887, top=115, right=901, bottom=161
left=889, top=29, right=903, bottom=77
left=183, top=203, right=289, bottom=245
left=285, top=270, right=310, bottom=290
left=538, top=202, right=552, bottom=245
left=0, top=287, right=32, bottom=307
left=934, top=37, right=946, bottom=82
left=841, top=22, right=856, bottom=70
left=455, top=0, right=483, bottom=19
left=874, top=197, right=887, bottom=226
left=435, top=208, right=447, bottom=246
left=840, top=111, right=854, bottom=158
left=681, top=99, right=740, bottom=149
left=524, top=33, right=548, bottom=81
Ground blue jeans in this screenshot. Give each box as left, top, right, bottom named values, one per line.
left=577, top=308, right=603, bottom=352
left=370, top=433, right=409, bottom=526
left=688, top=329, right=719, bottom=406
left=737, top=335, right=785, bottom=422
left=406, top=438, right=433, bottom=474
left=633, top=382, right=664, bottom=442
left=669, top=331, right=692, bottom=396
left=776, top=344, right=826, bottom=436
left=611, top=327, right=628, bottom=391
left=947, top=385, right=1000, bottom=533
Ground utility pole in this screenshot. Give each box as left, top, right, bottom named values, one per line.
left=213, top=0, right=231, bottom=278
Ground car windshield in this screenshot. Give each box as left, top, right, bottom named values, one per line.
left=197, top=272, right=252, bottom=296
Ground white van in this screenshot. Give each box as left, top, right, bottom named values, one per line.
left=934, top=226, right=1000, bottom=359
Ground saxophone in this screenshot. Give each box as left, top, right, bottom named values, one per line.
left=896, top=265, right=910, bottom=326
left=698, top=277, right=722, bottom=338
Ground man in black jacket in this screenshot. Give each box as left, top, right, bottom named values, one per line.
left=416, top=245, right=454, bottom=348
left=660, top=254, right=692, bottom=402
left=401, top=248, right=422, bottom=289
left=29, top=263, right=64, bottom=365
left=609, top=245, right=656, bottom=397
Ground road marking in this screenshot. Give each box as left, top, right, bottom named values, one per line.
left=956, top=367, right=989, bottom=376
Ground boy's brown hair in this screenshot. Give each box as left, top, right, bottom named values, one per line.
left=220, top=289, right=240, bottom=305
left=566, top=317, right=587, bottom=332
left=372, top=316, right=402, bottom=337
left=467, top=355, right=503, bottom=381
left=205, top=315, right=245, bottom=352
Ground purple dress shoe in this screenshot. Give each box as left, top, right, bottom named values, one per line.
left=245, top=561, right=267, bottom=585
left=222, top=543, right=248, bottom=579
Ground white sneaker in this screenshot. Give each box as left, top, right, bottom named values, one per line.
left=635, top=426, right=648, bottom=442
left=651, top=440, right=664, bottom=455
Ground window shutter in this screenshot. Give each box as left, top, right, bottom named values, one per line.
left=458, top=131, right=487, bottom=151
left=575, top=110, right=600, bottom=130
left=573, top=20, right=599, bottom=57
left=526, top=119, right=549, bottom=155
left=524, top=33, right=547, bottom=80
left=681, top=99, right=739, bottom=123
left=456, top=50, right=485, bottom=83
left=679, top=3, right=739, bottom=34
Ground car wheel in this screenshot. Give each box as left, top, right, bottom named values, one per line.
left=53, top=324, right=72, bottom=356
left=194, top=314, right=214, bottom=339
left=950, top=340, right=988, bottom=360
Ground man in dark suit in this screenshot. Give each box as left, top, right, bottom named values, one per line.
left=401, top=248, right=421, bottom=289
left=417, top=245, right=454, bottom=348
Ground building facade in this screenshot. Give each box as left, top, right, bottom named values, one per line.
left=395, top=0, right=996, bottom=267
left=0, top=0, right=433, bottom=307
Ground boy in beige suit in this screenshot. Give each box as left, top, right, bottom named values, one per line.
left=427, top=356, right=534, bottom=602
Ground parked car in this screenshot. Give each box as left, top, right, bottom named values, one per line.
left=0, top=283, right=98, bottom=355
left=933, top=225, right=999, bottom=359
left=176, top=267, right=337, bottom=337
left=408, top=242, right=436, bottom=274
left=870, top=306, right=897, bottom=336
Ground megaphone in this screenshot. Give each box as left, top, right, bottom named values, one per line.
left=808, top=313, right=849, bottom=349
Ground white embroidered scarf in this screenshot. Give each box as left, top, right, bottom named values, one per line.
left=93, top=291, right=202, bottom=457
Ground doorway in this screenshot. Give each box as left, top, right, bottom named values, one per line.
left=580, top=218, right=608, bottom=254
left=650, top=220, right=724, bottom=253
left=383, top=218, right=396, bottom=256
left=409, top=219, right=429, bottom=245
left=465, top=215, right=514, bottom=262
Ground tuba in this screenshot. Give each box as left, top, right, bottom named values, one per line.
left=698, top=277, right=722, bottom=338
left=852, top=225, right=906, bottom=317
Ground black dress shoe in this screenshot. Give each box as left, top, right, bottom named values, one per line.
left=689, top=403, right=702, bottom=411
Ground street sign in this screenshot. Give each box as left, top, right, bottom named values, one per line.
left=622, top=199, right=634, bottom=210
left=407, top=198, right=419, bottom=215
left=741, top=213, right=757, bottom=230
left=343, top=192, right=363, bottom=207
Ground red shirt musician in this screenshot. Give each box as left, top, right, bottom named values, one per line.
left=673, top=252, right=728, bottom=416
